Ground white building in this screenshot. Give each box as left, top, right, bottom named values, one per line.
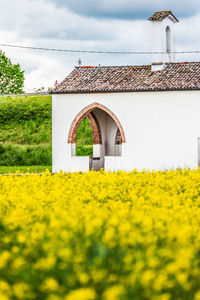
left=52, top=11, right=200, bottom=172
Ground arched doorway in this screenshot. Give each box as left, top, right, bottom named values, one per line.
left=68, top=102, right=126, bottom=170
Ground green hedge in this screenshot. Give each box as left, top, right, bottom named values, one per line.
left=0, top=96, right=51, bottom=125
left=0, top=143, right=52, bottom=166
left=0, top=96, right=94, bottom=165
left=0, top=166, right=52, bottom=174
left=76, top=145, right=93, bottom=156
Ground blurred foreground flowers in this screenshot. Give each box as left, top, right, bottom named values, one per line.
left=1, top=169, right=200, bottom=299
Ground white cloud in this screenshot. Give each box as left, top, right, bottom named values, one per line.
left=0, top=0, right=115, bottom=40
left=51, top=0, right=200, bottom=19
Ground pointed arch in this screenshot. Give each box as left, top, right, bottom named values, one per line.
left=68, top=102, right=126, bottom=144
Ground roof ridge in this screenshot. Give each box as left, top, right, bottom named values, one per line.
left=170, top=61, right=200, bottom=64
left=75, top=64, right=151, bottom=69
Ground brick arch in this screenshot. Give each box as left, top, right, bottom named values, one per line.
left=68, top=110, right=102, bottom=145
left=68, top=102, right=126, bottom=144
left=86, top=112, right=102, bottom=144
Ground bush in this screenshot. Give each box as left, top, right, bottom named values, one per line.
left=76, top=145, right=93, bottom=156
left=0, top=96, right=51, bottom=125
left=0, top=96, right=52, bottom=166
left=0, top=95, right=96, bottom=165
left=0, top=143, right=52, bottom=166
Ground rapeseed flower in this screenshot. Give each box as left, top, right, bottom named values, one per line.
left=1, top=169, right=200, bottom=299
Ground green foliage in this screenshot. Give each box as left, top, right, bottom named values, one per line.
left=76, top=117, right=93, bottom=156
left=0, top=95, right=52, bottom=166
left=76, top=145, right=93, bottom=156
left=0, top=166, right=52, bottom=174
left=0, top=121, right=51, bottom=145
left=0, top=143, right=52, bottom=166
left=0, top=95, right=94, bottom=165
left=0, top=96, right=52, bottom=147
left=76, top=117, right=93, bottom=146
left=0, top=50, right=24, bottom=94
left=0, top=95, right=51, bottom=125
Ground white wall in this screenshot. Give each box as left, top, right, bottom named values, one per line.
left=93, top=108, right=118, bottom=156
left=52, top=90, right=200, bottom=172
left=92, top=109, right=107, bottom=157
left=106, top=113, right=118, bottom=156
left=151, top=17, right=176, bottom=68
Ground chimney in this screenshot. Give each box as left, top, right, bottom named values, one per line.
left=148, top=11, right=179, bottom=71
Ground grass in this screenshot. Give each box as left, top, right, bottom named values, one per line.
left=0, top=95, right=93, bottom=168
left=0, top=143, right=52, bottom=166
left=0, top=166, right=52, bottom=174
left=0, top=120, right=51, bottom=145
left=0, top=95, right=52, bottom=146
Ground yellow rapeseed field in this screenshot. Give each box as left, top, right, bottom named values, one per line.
left=1, top=169, right=200, bottom=299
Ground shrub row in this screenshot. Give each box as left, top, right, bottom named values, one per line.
left=0, top=143, right=93, bottom=165
left=0, top=96, right=51, bottom=124
left=0, top=143, right=52, bottom=166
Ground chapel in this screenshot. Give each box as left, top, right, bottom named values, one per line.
left=52, top=11, right=200, bottom=172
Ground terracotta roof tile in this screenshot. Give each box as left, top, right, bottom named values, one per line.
left=148, top=11, right=179, bottom=22
left=52, top=62, right=200, bottom=94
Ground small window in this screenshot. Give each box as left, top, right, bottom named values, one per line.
left=166, top=26, right=171, bottom=53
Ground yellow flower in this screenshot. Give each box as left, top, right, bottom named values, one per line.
left=47, top=295, right=62, bottom=300
left=141, top=270, right=155, bottom=287
left=0, top=251, right=11, bottom=269
left=103, top=285, right=124, bottom=300
left=156, top=293, right=171, bottom=300
left=12, top=257, right=25, bottom=271
left=65, top=288, right=96, bottom=300
left=0, top=281, right=11, bottom=296
left=13, top=283, right=29, bottom=299
left=0, top=294, right=10, bottom=300
left=40, top=278, right=59, bottom=292
left=1, top=170, right=200, bottom=299
left=17, top=234, right=26, bottom=244
left=195, top=291, right=200, bottom=300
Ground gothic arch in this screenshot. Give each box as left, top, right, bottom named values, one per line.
left=68, top=102, right=126, bottom=144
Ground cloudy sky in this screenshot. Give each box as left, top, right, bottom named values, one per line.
left=1, top=0, right=200, bottom=91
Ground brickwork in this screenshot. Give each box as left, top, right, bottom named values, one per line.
left=68, top=102, right=126, bottom=144
left=86, top=112, right=102, bottom=144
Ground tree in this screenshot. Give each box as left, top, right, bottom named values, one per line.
left=0, top=50, right=24, bottom=94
